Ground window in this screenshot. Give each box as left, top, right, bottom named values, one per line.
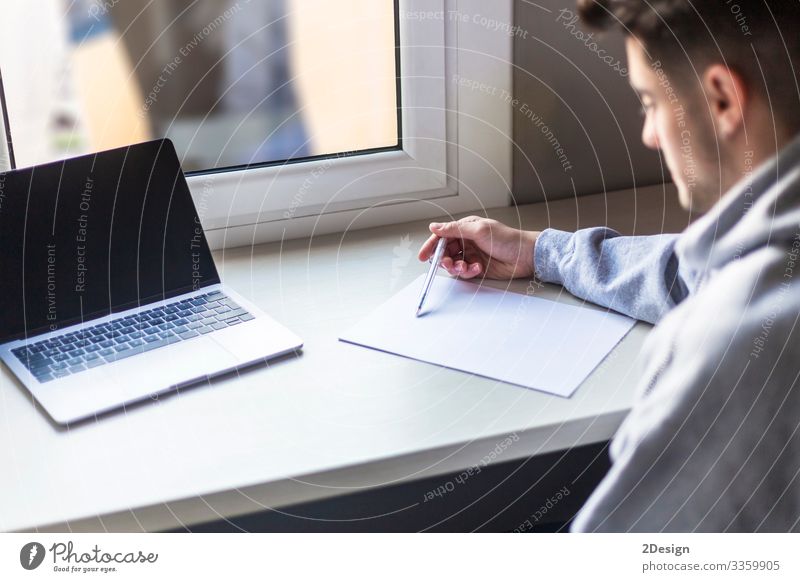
left=0, top=0, right=512, bottom=248
left=0, top=0, right=399, bottom=171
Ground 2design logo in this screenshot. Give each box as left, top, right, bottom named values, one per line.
left=20, top=542, right=46, bottom=570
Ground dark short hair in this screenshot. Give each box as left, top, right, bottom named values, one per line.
left=578, top=0, right=800, bottom=127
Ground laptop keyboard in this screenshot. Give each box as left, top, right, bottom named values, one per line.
left=11, top=290, right=254, bottom=384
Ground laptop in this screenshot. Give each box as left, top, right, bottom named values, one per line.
left=0, top=139, right=303, bottom=424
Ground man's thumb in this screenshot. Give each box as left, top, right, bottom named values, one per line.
left=430, top=221, right=465, bottom=237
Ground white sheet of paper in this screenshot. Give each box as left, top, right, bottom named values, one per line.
left=339, top=274, right=636, bottom=397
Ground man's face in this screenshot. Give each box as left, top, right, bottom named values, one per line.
left=625, top=38, right=719, bottom=213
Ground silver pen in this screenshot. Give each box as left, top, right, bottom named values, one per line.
left=415, top=237, right=447, bottom=317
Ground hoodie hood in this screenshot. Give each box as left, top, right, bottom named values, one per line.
left=676, top=132, right=800, bottom=283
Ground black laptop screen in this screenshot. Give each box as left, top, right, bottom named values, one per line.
left=0, top=140, right=220, bottom=342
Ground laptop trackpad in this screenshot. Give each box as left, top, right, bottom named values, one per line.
left=99, top=336, right=238, bottom=390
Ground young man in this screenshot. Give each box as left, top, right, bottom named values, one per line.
left=418, top=1, right=800, bottom=531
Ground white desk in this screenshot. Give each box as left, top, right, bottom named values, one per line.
left=0, top=184, right=689, bottom=532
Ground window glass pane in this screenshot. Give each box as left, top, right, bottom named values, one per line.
left=0, top=0, right=399, bottom=172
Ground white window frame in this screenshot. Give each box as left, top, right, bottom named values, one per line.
left=193, top=0, right=513, bottom=249
left=0, top=73, right=12, bottom=171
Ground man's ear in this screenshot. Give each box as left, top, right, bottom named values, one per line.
left=703, top=64, right=748, bottom=139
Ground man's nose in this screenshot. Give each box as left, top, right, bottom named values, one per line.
left=641, top=116, right=660, bottom=150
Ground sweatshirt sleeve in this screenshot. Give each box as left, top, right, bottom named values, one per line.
left=533, top=227, right=688, bottom=324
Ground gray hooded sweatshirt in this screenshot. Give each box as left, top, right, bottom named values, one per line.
left=534, top=134, right=800, bottom=532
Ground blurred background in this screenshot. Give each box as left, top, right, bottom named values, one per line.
left=0, top=0, right=399, bottom=172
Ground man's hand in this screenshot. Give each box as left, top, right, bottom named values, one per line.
left=417, top=216, right=540, bottom=280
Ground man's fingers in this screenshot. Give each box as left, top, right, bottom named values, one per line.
left=438, top=255, right=483, bottom=278
left=452, top=260, right=482, bottom=279
left=464, top=262, right=482, bottom=277
left=417, top=233, right=440, bottom=261
left=429, top=219, right=480, bottom=240
left=420, top=217, right=487, bottom=271
left=440, top=256, right=456, bottom=275
left=446, top=239, right=462, bottom=258
left=419, top=235, right=467, bottom=263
